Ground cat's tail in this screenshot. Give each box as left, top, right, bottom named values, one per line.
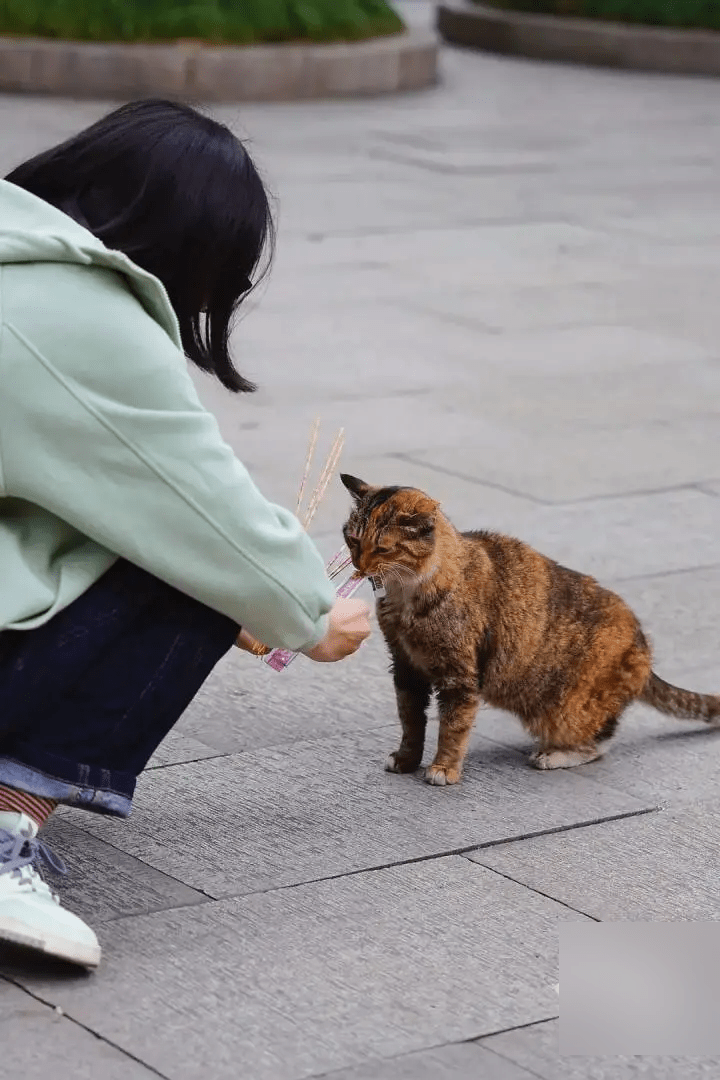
left=640, top=671, right=720, bottom=724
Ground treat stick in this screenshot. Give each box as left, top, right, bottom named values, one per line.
left=306, top=428, right=344, bottom=522
left=237, top=420, right=350, bottom=665
left=296, top=417, right=320, bottom=517
left=325, top=547, right=348, bottom=577
left=303, top=428, right=345, bottom=530
left=263, top=570, right=366, bottom=672
left=328, top=555, right=353, bottom=580
left=302, top=436, right=339, bottom=529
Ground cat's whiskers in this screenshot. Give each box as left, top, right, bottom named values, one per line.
left=375, top=563, right=403, bottom=598
left=378, top=562, right=421, bottom=603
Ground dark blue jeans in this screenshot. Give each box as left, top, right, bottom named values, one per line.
left=0, top=559, right=238, bottom=817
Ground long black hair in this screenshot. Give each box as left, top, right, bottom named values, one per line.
left=5, top=99, right=274, bottom=392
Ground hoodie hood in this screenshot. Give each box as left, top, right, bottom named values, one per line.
left=0, top=175, right=334, bottom=652
left=0, top=178, right=182, bottom=349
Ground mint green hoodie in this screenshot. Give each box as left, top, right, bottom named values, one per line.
left=0, top=179, right=334, bottom=650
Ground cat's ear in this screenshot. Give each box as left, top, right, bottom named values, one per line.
left=340, top=474, right=371, bottom=503
left=397, top=511, right=435, bottom=538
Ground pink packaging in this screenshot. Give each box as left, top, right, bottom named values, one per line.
left=263, top=571, right=367, bottom=672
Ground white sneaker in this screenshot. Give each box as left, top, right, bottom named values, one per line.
left=0, top=811, right=101, bottom=969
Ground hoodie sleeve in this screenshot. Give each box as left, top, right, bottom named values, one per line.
left=0, top=262, right=334, bottom=652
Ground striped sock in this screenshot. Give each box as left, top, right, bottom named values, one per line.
left=0, top=785, right=57, bottom=829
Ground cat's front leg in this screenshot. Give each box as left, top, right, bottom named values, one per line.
left=386, top=648, right=432, bottom=774
left=426, top=684, right=481, bottom=786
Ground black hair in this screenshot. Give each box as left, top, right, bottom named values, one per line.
left=5, top=99, right=274, bottom=392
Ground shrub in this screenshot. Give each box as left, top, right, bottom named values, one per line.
left=0, top=0, right=405, bottom=44
left=478, top=0, right=720, bottom=31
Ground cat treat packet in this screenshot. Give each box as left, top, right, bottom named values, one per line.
left=238, top=557, right=384, bottom=673
left=262, top=554, right=385, bottom=672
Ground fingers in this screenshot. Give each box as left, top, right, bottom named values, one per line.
left=239, top=598, right=373, bottom=666
left=303, top=620, right=372, bottom=663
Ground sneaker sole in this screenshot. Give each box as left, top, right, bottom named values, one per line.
left=0, top=918, right=101, bottom=969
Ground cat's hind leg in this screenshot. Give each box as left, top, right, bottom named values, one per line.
left=386, top=649, right=432, bottom=774
left=529, top=615, right=650, bottom=770
left=529, top=744, right=603, bottom=770
left=529, top=709, right=622, bottom=770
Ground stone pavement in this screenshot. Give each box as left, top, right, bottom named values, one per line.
left=4, top=4, right=720, bottom=1076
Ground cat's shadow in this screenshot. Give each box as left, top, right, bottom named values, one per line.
left=647, top=724, right=720, bottom=746
left=464, top=735, right=530, bottom=768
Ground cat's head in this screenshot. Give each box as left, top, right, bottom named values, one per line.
left=340, top=474, right=439, bottom=577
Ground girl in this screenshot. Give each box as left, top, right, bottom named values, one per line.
left=0, top=100, right=370, bottom=969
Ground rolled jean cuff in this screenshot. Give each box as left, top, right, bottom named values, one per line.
left=0, top=745, right=135, bottom=818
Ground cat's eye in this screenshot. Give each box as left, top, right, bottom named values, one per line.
left=376, top=545, right=392, bottom=555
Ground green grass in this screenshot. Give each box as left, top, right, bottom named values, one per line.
left=479, top=0, right=720, bottom=31
left=0, top=0, right=405, bottom=44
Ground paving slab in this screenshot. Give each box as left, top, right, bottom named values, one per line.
left=399, top=279, right=634, bottom=336
left=169, top=625, right=396, bottom=757
left=321, top=1040, right=537, bottom=1079
left=0, top=979, right=157, bottom=1079
left=261, top=221, right=633, bottom=305
left=269, top=170, right=526, bottom=236
left=0, top=97, right=106, bottom=175
left=596, top=274, right=720, bottom=356
left=193, top=320, right=720, bottom=470
left=256, top=472, right=720, bottom=591
left=585, top=719, right=720, bottom=809
left=468, top=798, right=720, bottom=920
left=69, top=727, right=649, bottom=899
left=146, top=729, right=225, bottom=769
left=410, top=416, right=720, bottom=503
left=422, top=352, right=720, bottom=436
left=2, top=859, right=570, bottom=1080
left=195, top=300, right=488, bottom=409
left=474, top=666, right=720, bottom=810
left=619, top=567, right=720, bottom=674
left=392, top=481, right=720, bottom=581
left=482, top=1019, right=720, bottom=1080
left=476, top=687, right=720, bottom=812
left=699, top=480, right=720, bottom=499
left=192, top=379, right=493, bottom=463
left=36, top=817, right=209, bottom=926
left=299, top=453, right=535, bottom=537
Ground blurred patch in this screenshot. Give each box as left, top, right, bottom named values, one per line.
left=560, top=922, right=720, bottom=1055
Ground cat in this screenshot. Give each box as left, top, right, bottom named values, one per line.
left=340, top=473, right=720, bottom=786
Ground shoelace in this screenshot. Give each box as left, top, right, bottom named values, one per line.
left=0, top=827, right=67, bottom=882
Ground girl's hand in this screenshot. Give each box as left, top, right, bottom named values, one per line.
left=303, top=598, right=372, bottom=663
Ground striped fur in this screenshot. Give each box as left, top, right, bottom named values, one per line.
left=641, top=672, right=720, bottom=722
left=341, top=475, right=720, bottom=785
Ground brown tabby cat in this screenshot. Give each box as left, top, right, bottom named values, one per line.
left=341, top=474, right=720, bottom=786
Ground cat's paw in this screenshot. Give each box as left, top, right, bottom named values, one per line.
left=424, top=764, right=461, bottom=786
left=385, top=751, right=422, bottom=774
left=530, top=747, right=601, bottom=770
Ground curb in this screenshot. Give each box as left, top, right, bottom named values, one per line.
left=436, top=2, right=720, bottom=77
left=0, top=28, right=438, bottom=101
